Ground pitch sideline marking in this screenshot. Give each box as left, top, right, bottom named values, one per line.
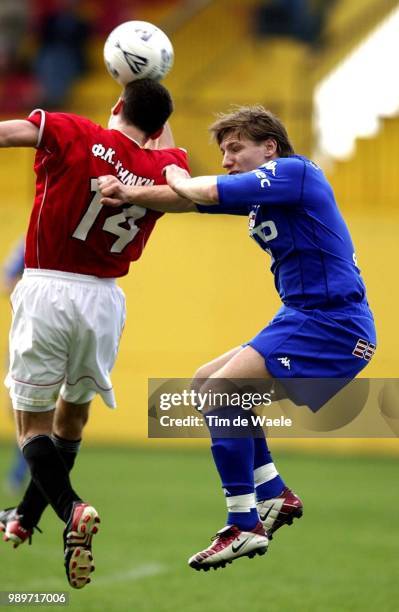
left=17, top=562, right=167, bottom=590
left=94, top=562, right=166, bottom=586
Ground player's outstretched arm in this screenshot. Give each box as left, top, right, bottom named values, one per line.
left=145, top=122, right=175, bottom=150
left=165, top=164, right=218, bottom=204
left=0, top=120, right=39, bottom=147
left=98, top=175, right=197, bottom=213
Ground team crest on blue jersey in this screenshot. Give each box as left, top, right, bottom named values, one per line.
left=248, top=208, right=258, bottom=233
left=260, top=160, right=277, bottom=175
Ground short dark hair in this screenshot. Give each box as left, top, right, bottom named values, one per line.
left=121, top=78, right=173, bottom=136
left=209, top=105, right=295, bottom=156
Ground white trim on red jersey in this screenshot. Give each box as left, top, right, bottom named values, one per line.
left=29, top=109, right=46, bottom=148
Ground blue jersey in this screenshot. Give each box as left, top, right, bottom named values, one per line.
left=198, top=156, right=368, bottom=311
left=3, top=239, right=25, bottom=285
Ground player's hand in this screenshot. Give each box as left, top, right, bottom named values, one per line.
left=163, top=164, right=190, bottom=190
left=98, top=175, right=127, bottom=207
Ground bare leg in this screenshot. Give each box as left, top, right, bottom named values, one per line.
left=209, top=345, right=272, bottom=381
left=53, top=398, right=90, bottom=440
left=191, top=346, right=243, bottom=394
left=14, top=409, right=54, bottom=447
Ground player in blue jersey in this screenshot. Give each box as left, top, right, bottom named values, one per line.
left=98, top=105, right=376, bottom=571
left=2, top=239, right=29, bottom=494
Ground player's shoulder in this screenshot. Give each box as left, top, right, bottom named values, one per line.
left=52, top=112, right=102, bottom=132
left=251, top=157, right=304, bottom=191
left=263, top=155, right=323, bottom=179
left=284, top=155, right=324, bottom=176
left=150, top=146, right=187, bottom=158
left=256, top=155, right=303, bottom=176
left=267, top=155, right=306, bottom=171
left=29, top=109, right=102, bottom=136
left=147, top=146, right=189, bottom=169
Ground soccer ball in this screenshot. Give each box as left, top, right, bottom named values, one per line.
left=104, top=20, right=174, bottom=86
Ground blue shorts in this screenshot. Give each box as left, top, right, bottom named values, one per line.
left=247, top=304, right=376, bottom=411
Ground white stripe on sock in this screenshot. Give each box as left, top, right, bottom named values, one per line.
left=226, top=493, right=256, bottom=513
left=254, top=463, right=278, bottom=487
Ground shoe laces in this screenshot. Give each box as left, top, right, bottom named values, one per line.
left=65, top=530, right=91, bottom=548
left=211, top=525, right=238, bottom=542
left=23, top=523, right=43, bottom=546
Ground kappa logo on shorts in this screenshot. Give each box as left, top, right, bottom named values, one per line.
left=352, top=339, right=376, bottom=361
left=277, top=357, right=291, bottom=370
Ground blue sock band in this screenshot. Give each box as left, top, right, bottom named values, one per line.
left=227, top=507, right=259, bottom=531
left=253, top=434, right=285, bottom=500
left=206, top=407, right=257, bottom=529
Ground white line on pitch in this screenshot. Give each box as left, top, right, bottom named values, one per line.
left=13, top=563, right=167, bottom=591
left=94, top=562, right=166, bottom=586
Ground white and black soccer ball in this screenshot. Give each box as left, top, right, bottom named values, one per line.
left=104, top=20, right=174, bottom=86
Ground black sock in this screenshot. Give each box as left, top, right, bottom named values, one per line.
left=18, top=435, right=81, bottom=529
left=51, top=434, right=81, bottom=472
left=21, top=435, right=81, bottom=524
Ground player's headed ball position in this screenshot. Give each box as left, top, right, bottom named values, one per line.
left=104, top=20, right=174, bottom=86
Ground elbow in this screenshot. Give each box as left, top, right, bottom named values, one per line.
left=208, top=183, right=219, bottom=203
left=171, top=199, right=197, bottom=213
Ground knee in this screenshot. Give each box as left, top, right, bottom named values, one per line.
left=192, top=362, right=213, bottom=387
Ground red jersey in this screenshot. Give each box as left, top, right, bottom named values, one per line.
left=25, top=110, right=189, bottom=277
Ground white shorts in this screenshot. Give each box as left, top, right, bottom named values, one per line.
left=5, top=269, right=126, bottom=412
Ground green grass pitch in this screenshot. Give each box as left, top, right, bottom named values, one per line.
left=0, top=442, right=398, bottom=612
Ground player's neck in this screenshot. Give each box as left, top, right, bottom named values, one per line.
left=109, top=118, right=147, bottom=147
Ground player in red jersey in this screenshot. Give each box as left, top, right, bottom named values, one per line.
left=0, top=78, right=189, bottom=588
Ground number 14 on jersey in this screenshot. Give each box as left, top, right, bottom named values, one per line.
left=72, top=178, right=146, bottom=253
